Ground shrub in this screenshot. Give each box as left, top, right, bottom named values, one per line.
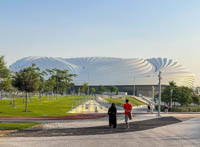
left=171, top=106, right=200, bottom=112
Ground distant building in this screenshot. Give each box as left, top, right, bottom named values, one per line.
left=10, top=57, right=195, bottom=97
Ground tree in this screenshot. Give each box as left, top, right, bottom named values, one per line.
left=68, top=83, right=75, bottom=94
left=44, top=78, right=56, bottom=100
left=176, top=86, right=193, bottom=106
left=8, top=86, right=17, bottom=107
left=109, top=86, right=118, bottom=94
left=46, top=69, right=76, bottom=98
left=12, top=64, right=41, bottom=112
left=192, top=95, right=200, bottom=106
left=98, top=85, right=106, bottom=94
left=38, top=71, right=47, bottom=101
left=90, top=88, right=96, bottom=95
left=162, top=81, right=177, bottom=104
left=162, top=81, right=193, bottom=106
left=0, top=56, right=11, bottom=97
left=109, top=86, right=118, bottom=98
left=81, top=83, right=88, bottom=94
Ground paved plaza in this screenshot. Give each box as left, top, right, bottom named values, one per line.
left=0, top=112, right=199, bottom=147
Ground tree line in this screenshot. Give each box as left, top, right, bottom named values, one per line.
left=162, top=81, right=200, bottom=106
left=79, top=83, right=118, bottom=96
left=0, top=56, right=77, bottom=112
left=0, top=56, right=119, bottom=112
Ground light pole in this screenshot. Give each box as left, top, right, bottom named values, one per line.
left=170, top=89, right=173, bottom=109
left=87, top=72, right=90, bottom=95
left=78, top=87, right=80, bottom=96
left=158, top=71, right=162, bottom=116
left=133, top=76, right=136, bottom=96
left=152, top=86, right=155, bottom=101
left=56, top=73, right=58, bottom=100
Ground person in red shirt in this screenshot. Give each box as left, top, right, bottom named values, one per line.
left=124, top=99, right=132, bottom=128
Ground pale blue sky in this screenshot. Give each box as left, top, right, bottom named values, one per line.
left=0, top=0, right=200, bottom=85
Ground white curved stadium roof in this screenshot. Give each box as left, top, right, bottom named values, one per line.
left=10, top=57, right=195, bottom=87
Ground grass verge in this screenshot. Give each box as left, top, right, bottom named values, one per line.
left=0, top=123, right=39, bottom=130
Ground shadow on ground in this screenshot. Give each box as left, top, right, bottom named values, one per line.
left=6, top=117, right=182, bottom=137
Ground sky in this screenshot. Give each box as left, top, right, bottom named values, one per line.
left=0, top=0, right=200, bottom=85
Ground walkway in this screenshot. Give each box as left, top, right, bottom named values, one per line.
left=0, top=115, right=200, bottom=147
left=0, top=106, right=200, bottom=147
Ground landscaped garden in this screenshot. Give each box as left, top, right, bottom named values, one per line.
left=0, top=95, right=89, bottom=117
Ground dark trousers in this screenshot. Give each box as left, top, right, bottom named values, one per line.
left=109, top=114, right=117, bottom=128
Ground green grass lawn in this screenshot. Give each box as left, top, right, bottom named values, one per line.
left=0, top=95, right=90, bottom=117
left=105, top=96, right=146, bottom=107
left=0, top=123, right=39, bottom=130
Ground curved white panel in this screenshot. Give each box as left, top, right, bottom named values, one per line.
left=9, top=57, right=195, bottom=87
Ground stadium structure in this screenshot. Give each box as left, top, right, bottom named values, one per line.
left=10, top=57, right=195, bottom=97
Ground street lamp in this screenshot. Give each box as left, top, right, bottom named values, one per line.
left=158, top=71, right=162, bottom=116
left=87, top=72, right=90, bottom=95
left=152, top=86, right=155, bottom=101
left=133, top=76, right=136, bottom=96
left=170, top=89, right=173, bottom=109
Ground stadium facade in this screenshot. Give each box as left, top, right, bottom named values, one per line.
left=10, top=57, right=195, bottom=97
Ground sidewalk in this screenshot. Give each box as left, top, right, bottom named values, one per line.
left=42, top=113, right=159, bottom=129
left=1, top=115, right=200, bottom=147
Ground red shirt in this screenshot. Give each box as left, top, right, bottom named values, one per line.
left=124, top=103, right=132, bottom=115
